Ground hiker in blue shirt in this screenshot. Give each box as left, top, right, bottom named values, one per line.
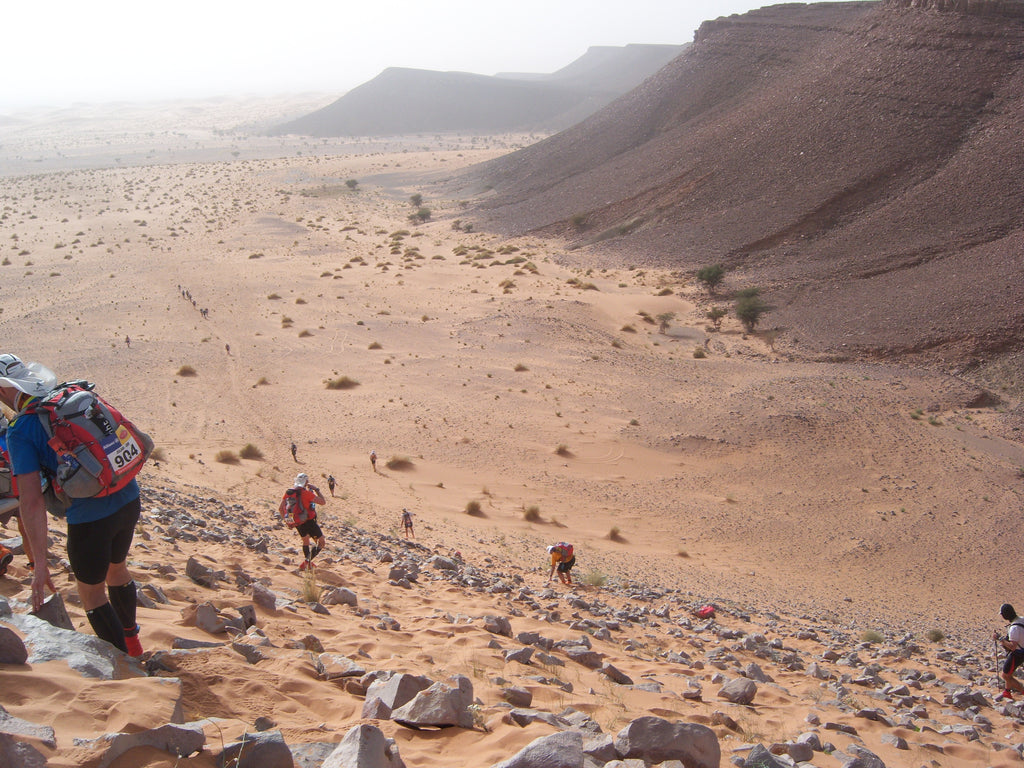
left=0, top=354, right=144, bottom=656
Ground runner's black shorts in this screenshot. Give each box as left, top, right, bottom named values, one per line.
left=557, top=556, right=576, bottom=573
left=1004, top=648, right=1024, bottom=675
left=66, top=497, right=142, bottom=585
left=296, top=518, right=323, bottom=540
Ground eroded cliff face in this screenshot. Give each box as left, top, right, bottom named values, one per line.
left=464, top=1, right=1024, bottom=369
left=884, top=0, right=1024, bottom=16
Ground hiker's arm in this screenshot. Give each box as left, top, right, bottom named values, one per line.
left=310, top=487, right=326, bottom=504
left=16, top=472, right=50, bottom=611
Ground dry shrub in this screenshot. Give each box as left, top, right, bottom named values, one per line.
left=239, top=443, right=263, bottom=460
left=555, top=444, right=573, bottom=458
left=326, top=376, right=360, bottom=390
left=608, top=526, right=625, bottom=542
left=177, top=365, right=197, bottom=377
left=523, top=505, right=541, bottom=522
left=299, top=329, right=313, bottom=338
left=300, top=570, right=322, bottom=603
left=385, top=456, right=414, bottom=471
left=150, top=447, right=167, bottom=462
left=215, top=450, right=239, bottom=464
left=465, top=500, right=484, bottom=516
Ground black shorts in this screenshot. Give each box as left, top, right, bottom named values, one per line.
left=296, top=518, right=323, bottom=540
left=66, top=497, right=141, bottom=585
left=557, top=556, right=576, bottom=573
left=1004, top=648, right=1024, bottom=675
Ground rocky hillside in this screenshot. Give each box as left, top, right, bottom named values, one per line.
left=272, top=45, right=684, bottom=137
left=2, top=482, right=1023, bottom=767
left=458, top=1, right=1024, bottom=372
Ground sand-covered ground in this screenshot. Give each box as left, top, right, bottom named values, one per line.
left=1, top=100, right=1023, bottom=767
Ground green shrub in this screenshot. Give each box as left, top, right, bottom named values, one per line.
left=696, top=264, right=726, bottom=294
left=735, top=294, right=768, bottom=333
left=860, top=629, right=884, bottom=644
left=215, top=450, right=239, bottom=464
left=325, top=376, right=359, bottom=390
left=239, top=444, right=263, bottom=460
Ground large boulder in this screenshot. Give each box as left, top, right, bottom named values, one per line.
left=0, top=626, right=28, bottom=665
left=81, top=723, right=205, bottom=768
left=322, top=723, right=405, bottom=768
left=218, top=729, right=293, bottom=768
left=613, top=716, right=720, bottom=768
left=490, top=730, right=584, bottom=768
left=362, top=673, right=433, bottom=719
left=0, top=733, right=47, bottom=768
left=718, top=677, right=757, bottom=705
left=391, top=675, right=474, bottom=729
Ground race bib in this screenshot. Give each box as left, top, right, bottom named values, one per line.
left=102, top=426, right=143, bottom=472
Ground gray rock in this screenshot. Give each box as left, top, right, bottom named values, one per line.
left=321, top=587, right=358, bottom=607
left=785, top=741, right=814, bottom=763
left=316, top=653, right=366, bottom=680
left=743, top=744, right=787, bottom=768
left=718, top=677, right=757, bottom=705
left=502, top=686, right=533, bottom=708
left=0, top=732, right=47, bottom=768
left=323, top=723, right=405, bottom=768
left=490, top=729, right=584, bottom=768
left=565, top=647, right=604, bottom=669
left=251, top=582, right=280, bottom=611
left=880, top=732, right=908, bottom=750
left=290, top=741, right=338, bottom=768
left=795, top=731, right=822, bottom=751
left=505, top=646, right=534, bottom=665
left=81, top=722, right=205, bottom=768
left=840, top=745, right=887, bottom=768
left=0, top=705, right=56, bottom=748
left=0, top=626, right=28, bottom=665
left=599, top=663, right=634, bottom=685
left=430, top=556, right=458, bottom=571
left=744, top=662, right=773, bottom=683
left=391, top=674, right=474, bottom=729
left=30, top=592, right=74, bottom=630
left=484, top=615, right=513, bottom=637
left=185, top=556, right=221, bottom=587
left=6, top=611, right=142, bottom=679
left=613, top=716, right=720, bottom=768
left=508, top=709, right=566, bottom=728
left=218, top=729, right=293, bottom=768
left=362, top=673, right=433, bottom=719
left=582, top=733, right=617, bottom=762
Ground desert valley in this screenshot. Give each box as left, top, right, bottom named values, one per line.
left=2, top=2, right=1024, bottom=767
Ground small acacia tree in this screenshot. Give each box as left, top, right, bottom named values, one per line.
left=735, top=291, right=768, bottom=333
left=656, top=312, right=676, bottom=334
left=410, top=193, right=423, bottom=207
left=707, top=306, right=727, bottom=330
left=696, top=264, right=726, bottom=294
left=345, top=179, right=358, bottom=190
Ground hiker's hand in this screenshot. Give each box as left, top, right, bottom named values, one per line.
left=31, top=564, right=51, bottom=612
left=995, top=630, right=1002, bottom=641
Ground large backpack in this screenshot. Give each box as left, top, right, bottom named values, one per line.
left=22, top=380, right=154, bottom=504
left=555, top=542, right=574, bottom=561
left=283, top=487, right=313, bottom=526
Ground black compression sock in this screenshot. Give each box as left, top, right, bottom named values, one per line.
left=86, top=602, right=128, bottom=652
left=107, top=581, right=138, bottom=629
left=309, top=546, right=320, bottom=560
left=302, top=544, right=311, bottom=560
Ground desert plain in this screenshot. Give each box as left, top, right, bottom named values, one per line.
left=1, top=99, right=1024, bottom=767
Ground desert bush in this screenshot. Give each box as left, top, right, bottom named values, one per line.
left=345, top=179, right=358, bottom=190
left=677, top=548, right=690, bottom=558
left=300, top=570, right=322, bottom=602
left=925, top=628, right=945, bottom=643
left=656, top=287, right=673, bottom=296
left=150, top=447, right=167, bottom=462
left=735, top=294, right=768, bottom=333
left=409, top=207, right=431, bottom=223
left=555, top=444, right=572, bottom=458
left=239, top=443, right=263, bottom=460
left=386, top=455, right=414, bottom=471
left=215, top=450, right=239, bottom=464
left=608, top=526, right=625, bottom=542
left=255, top=376, right=270, bottom=386
left=523, top=505, right=541, bottom=522
left=579, top=570, right=608, bottom=587
left=368, top=341, right=382, bottom=350
left=656, top=312, right=675, bottom=333
left=860, top=629, right=884, bottom=644
left=298, top=329, right=313, bottom=338
left=621, top=324, right=636, bottom=333
left=267, top=293, right=281, bottom=300
left=514, top=363, right=528, bottom=372
left=325, top=376, right=360, bottom=390
left=570, top=213, right=588, bottom=230
left=707, top=306, right=727, bottom=330
left=693, top=347, right=706, bottom=359
left=409, top=193, right=423, bottom=207
left=177, top=365, right=197, bottom=377
left=465, top=500, right=484, bottom=516
left=696, top=264, right=726, bottom=294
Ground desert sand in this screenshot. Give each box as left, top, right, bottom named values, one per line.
left=1, top=101, right=1023, bottom=767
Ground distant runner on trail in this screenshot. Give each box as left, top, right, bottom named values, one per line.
left=994, top=603, right=1024, bottom=701
left=401, top=508, right=415, bottom=539
left=279, top=473, right=326, bottom=570
left=547, top=542, right=575, bottom=586
left=370, top=449, right=377, bottom=472
left=290, top=442, right=298, bottom=462
left=327, top=474, right=336, bottom=497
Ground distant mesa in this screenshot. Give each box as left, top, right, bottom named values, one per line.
left=270, top=44, right=686, bottom=137
left=457, top=2, right=1024, bottom=369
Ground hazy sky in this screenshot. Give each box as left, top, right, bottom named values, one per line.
left=4, top=0, right=775, bottom=111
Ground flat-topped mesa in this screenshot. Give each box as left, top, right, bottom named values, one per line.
left=884, top=0, right=1024, bottom=16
